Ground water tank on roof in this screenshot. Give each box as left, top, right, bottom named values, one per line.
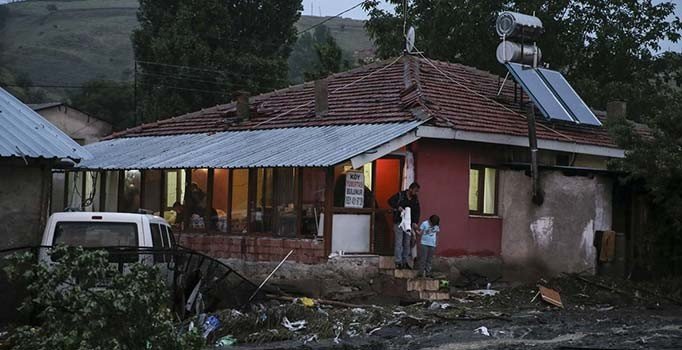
left=496, top=41, right=542, bottom=65
left=496, top=11, right=544, bottom=40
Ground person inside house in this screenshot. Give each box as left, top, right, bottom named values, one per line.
left=185, top=182, right=206, bottom=216
left=172, top=201, right=184, bottom=226
left=388, top=182, right=421, bottom=269
left=418, top=215, right=441, bottom=278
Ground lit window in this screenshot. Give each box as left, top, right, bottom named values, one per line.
left=469, top=166, right=497, bottom=215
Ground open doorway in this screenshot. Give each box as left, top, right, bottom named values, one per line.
left=373, top=158, right=403, bottom=255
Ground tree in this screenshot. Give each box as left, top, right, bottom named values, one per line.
left=363, top=0, right=682, bottom=120
left=289, top=25, right=348, bottom=83
left=608, top=86, right=682, bottom=276
left=68, top=80, right=135, bottom=131
left=132, top=0, right=302, bottom=122
left=3, top=246, right=204, bottom=350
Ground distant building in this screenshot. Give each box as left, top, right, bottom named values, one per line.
left=0, top=90, right=90, bottom=249
left=29, top=102, right=112, bottom=145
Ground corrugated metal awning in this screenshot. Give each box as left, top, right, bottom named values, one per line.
left=0, top=88, right=91, bottom=160
left=78, top=122, right=422, bottom=170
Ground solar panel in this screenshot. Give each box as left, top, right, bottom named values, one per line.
left=505, top=63, right=575, bottom=123
left=537, top=68, right=602, bottom=126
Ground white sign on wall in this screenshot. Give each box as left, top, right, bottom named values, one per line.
left=344, top=171, right=364, bottom=208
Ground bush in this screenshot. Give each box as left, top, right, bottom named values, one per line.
left=3, top=246, right=204, bottom=350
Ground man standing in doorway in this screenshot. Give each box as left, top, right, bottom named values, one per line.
left=388, top=182, right=421, bottom=269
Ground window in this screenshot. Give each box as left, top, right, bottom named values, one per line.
left=121, top=170, right=141, bottom=213
left=212, top=169, right=229, bottom=232
left=250, top=168, right=273, bottom=232
left=163, top=170, right=186, bottom=226
left=469, top=166, right=498, bottom=215
left=301, top=168, right=325, bottom=237
left=273, top=168, right=297, bottom=237
left=186, top=169, right=209, bottom=230
left=53, top=222, right=138, bottom=247
left=231, top=169, right=249, bottom=234
left=142, top=170, right=162, bottom=214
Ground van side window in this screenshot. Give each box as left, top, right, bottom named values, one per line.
left=162, top=225, right=176, bottom=248
left=150, top=224, right=164, bottom=263
left=150, top=224, right=163, bottom=248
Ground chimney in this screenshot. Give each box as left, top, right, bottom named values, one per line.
left=607, top=101, right=627, bottom=120
left=235, top=92, right=250, bottom=121
left=315, top=79, right=328, bottom=117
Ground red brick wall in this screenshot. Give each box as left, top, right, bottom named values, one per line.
left=175, top=234, right=326, bottom=264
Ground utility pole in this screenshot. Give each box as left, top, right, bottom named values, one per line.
left=133, top=60, right=138, bottom=126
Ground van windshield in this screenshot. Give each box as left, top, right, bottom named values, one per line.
left=53, top=222, right=139, bottom=247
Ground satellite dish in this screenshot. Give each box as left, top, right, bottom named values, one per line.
left=405, top=26, right=416, bottom=53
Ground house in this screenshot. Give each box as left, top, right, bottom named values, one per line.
left=72, top=55, right=636, bottom=277
left=28, top=102, right=112, bottom=145
left=28, top=102, right=112, bottom=213
left=0, top=88, right=91, bottom=249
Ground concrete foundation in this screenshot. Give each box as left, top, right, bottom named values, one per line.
left=499, top=170, right=612, bottom=278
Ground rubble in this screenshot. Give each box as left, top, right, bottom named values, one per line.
left=187, top=274, right=682, bottom=349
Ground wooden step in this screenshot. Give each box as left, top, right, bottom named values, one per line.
left=418, top=291, right=450, bottom=301
left=406, top=278, right=440, bottom=292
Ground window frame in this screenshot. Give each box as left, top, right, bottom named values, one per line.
left=468, top=165, right=499, bottom=216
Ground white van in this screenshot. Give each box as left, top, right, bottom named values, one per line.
left=39, top=212, right=176, bottom=267
left=41, top=212, right=175, bottom=250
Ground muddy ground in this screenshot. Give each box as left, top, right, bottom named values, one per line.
left=207, top=275, right=682, bottom=349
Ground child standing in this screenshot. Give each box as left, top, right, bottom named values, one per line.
left=419, top=215, right=440, bottom=278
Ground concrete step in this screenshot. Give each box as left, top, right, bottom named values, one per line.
left=418, top=291, right=450, bottom=301
left=378, top=256, right=395, bottom=270
left=391, top=269, right=419, bottom=279
left=406, top=278, right=440, bottom=292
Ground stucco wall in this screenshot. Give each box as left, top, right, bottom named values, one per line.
left=0, top=160, right=50, bottom=249
left=37, top=106, right=112, bottom=145
left=499, top=170, right=612, bottom=276
left=414, top=139, right=503, bottom=257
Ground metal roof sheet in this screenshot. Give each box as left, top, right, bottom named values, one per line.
left=78, top=121, right=422, bottom=170
left=0, top=88, right=91, bottom=160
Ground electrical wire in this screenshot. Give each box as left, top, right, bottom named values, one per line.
left=298, top=1, right=366, bottom=36
left=251, top=55, right=403, bottom=128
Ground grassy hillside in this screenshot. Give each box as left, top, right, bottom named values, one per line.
left=0, top=0, right=375, bottom=102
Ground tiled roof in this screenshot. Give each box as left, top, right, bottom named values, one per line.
left=110, top=55, right=619, bottom=149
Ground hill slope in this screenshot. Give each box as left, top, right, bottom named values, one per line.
left=0, top=0, right=375, bottom=101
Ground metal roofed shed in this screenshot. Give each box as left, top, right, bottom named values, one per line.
left=0, top=88, right=91, bottom=160
left=77, top=121, right=423, bottom=170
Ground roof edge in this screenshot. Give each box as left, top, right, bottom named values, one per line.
left=416, top=126, right=624, bottom=158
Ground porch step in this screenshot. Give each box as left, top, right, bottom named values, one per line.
left=381, top=268, right=419, bottom=279
left=406, top=278, right=440, bottom=292
left=418, top=291, right=450, bottom=301
left=378, top=256, right=395, bottom=270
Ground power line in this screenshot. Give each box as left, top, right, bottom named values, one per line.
left=298, top=1, right=366, bottom=36
left=0, top=82, right=227, bottom=95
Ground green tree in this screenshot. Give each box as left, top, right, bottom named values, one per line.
left=364, top=0, right=682, bottom=120
left=289, top=25, right=349, bottom=83
left=608, top=87, right=682, bottom=275
left=132, top=0, right=302, bottom=122
left=68, top=80, right=135, bottom=131
left=3, top=246, right=204, bottom=350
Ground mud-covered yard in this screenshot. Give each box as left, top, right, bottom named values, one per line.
left=205, top=275, right=682, bottom=350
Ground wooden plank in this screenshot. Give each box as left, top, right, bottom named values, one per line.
left=539, top=285, right=563, bottom=308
